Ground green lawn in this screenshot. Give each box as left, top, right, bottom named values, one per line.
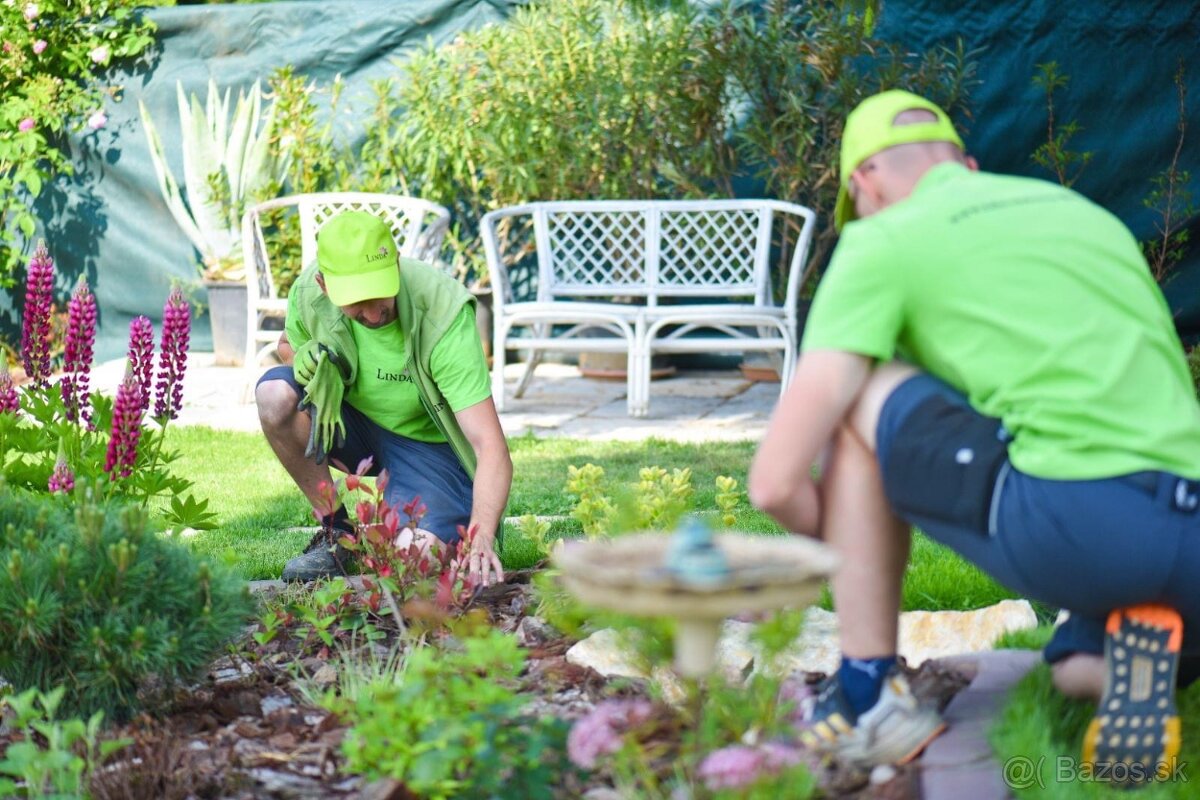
left=990, top=665, right=1200, bottom=799
left=165, top=426, right=1023, bottom=616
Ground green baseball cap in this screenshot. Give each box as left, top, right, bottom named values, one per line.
left=316, top=211, right=400, bottom=306
left=834, top=89, right=963, bottom=231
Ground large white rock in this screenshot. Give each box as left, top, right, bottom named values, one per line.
left=562, top=599, right=1038, bottom=686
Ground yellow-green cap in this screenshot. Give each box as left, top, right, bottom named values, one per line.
left=834, top=90, right=963, bottom=231
left=316, top=211, right=400, bottom=306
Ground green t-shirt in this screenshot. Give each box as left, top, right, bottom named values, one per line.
left=288, top=304, right=491, bottom=443
left=803, top=162, right=1200, bottom=480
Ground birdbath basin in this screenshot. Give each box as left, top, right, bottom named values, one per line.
left=553, top=525, right=839, bottom=678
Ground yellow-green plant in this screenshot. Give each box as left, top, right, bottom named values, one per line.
left=715, top=475, right=743, bottom=528
left=633, top=466, right=693, bottom=530
left=515, top=512, right=553, bottom=559
left=565, top=463, right=615, bottom=538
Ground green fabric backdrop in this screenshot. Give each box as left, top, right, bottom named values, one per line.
left=4, top=0, right=1198, bottom=360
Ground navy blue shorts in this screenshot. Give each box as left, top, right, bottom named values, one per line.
left=258, top=366, right=473, bottom=545
left=877, top=374, right=1200, bottom=666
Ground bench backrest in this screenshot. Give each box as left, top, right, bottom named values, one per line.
left=484, top=199, right=816, bottom=312
left=242, top=192, right=451, bottom=306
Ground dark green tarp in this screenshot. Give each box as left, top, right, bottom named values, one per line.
left=5, top=0, right=1199, bottom=360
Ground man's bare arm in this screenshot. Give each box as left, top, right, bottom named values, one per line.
left=454, top=396, right=513, bottom=586
left=748, top=350, right=873, bottom=535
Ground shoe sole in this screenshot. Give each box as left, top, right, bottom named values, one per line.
left=841, top=708, right=947, bottom=766
left=1082, top=604, right=1182, bottom=786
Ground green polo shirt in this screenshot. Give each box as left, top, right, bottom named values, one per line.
left=803, top=162, right=1200, bottom=480
left=287, top=303, right=491, bottom=443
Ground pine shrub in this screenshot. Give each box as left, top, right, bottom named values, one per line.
left=0, top=480, right=253, bottom=721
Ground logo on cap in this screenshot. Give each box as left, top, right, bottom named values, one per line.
left=365, top=246, right=391, bottom=263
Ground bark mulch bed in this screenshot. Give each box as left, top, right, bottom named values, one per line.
left=5, top=570, right=972, bottom=799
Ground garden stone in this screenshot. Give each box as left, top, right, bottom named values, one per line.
left=517, top=614, right=560, bottom=647
left=772, top=600, right=1038, bottom=675
left=310, top=663, right=338, bottom=689
left=567, top=628, right=647, bottom=680
left=567, top=623, right=756, bottom=687
left=261, top=693, right=296, bottom=716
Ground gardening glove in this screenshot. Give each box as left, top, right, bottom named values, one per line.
left=292, top=339, right=323, bottom=386
left=298, top=350, right=347, bottom=465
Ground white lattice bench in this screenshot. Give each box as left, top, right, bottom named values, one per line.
left=481, top=199, right=817, bottom=417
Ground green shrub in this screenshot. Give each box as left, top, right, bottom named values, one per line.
left=0, top=480, right=253, bottom=721
left=330, top=626, right=572, bottom=800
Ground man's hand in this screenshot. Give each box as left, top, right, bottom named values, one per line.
left=460, top=524, right=505, bottom=588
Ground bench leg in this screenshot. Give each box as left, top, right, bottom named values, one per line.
left=492, top=320, right=508, bottom=412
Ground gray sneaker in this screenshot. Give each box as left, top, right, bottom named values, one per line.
left=281, top=528, right=354, bottom=582
left=798, top=666, right=946, bottom=766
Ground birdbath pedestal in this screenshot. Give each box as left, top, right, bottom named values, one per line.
left=553, top=522, right=839, bottom=678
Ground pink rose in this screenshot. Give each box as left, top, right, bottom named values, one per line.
left=18, top=117, right=35, bottom=132
left=32, top=39, right=46, bottom=54
left=88, top=44, right=108, bottom=64
left=86, top=110, right=107, bottom=130
left=23, top=2, right=37, bottom=20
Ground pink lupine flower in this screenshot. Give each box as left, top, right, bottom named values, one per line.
left=104, top=369, right=144, bottom=479
left=61, top=279, right=97, bottom=425
left=86, top=111, right=106, bottom=130
left=32, top=39, right=46, bottom=54
left=0, top=361, right=19, bottom=415
left=126, top=316, right=154, bottom=415
left=23, top=2, right=38, bottom=21
left=18, top=117, right=35, bottom=133
left=20, top=240, right=54, bottom=388
left=153, top=287, right=190, bottom=420
left=566, top=699, right=653, bottom=769
left=48, top=442, right=74, bottom=494
left=88, top=44, right=108, bottom=64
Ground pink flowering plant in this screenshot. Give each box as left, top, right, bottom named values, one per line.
left=0, top=0, right=159, bottom=283
left=1, top=244, right=214, bottom=530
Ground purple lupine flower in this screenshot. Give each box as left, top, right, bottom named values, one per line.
left=19, top=241, right=54, bottom=389
left=0, top=360, right=19, bottom=415
left=566, top=699, right=654, bottom=769
left=126, top=316, right=154, bottom=415
left=61, top=280, right=97, bottom=425
left=48, top=442, right=74, bottom=494
left=153, top=288, right=190, bottom=421
left=104, top=369, right=144, bottom=480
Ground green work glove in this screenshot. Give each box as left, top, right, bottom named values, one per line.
left=293, top=339, right=322, bottom=386
left=299, top=352, right=347, bottom=465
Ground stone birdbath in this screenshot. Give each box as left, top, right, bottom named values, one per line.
left=553, top=519, right=840, bottom=677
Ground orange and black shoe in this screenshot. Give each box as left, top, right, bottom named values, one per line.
left=1082, top=604, right=1183, bottom=787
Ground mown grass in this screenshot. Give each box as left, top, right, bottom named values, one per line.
left=166, top=426, right=1020, bottom=616
left=990, top=665, right=1200, bottom=799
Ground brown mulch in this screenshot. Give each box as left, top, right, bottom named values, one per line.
left=4, top=569, right=974, bottom=799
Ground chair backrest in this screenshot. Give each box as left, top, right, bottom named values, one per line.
left=484, top=199, right=816, bottom=310
left=242, top=192, right=452, bottom=307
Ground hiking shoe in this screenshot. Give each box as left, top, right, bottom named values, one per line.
left=797, top=666, right=946, bottom=766
left=281, top=527, right=354, bottom=582
left=1082, top=604, right=1183, bottom=787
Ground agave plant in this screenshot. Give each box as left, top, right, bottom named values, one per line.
left=140, top=80, right=285, bottom=282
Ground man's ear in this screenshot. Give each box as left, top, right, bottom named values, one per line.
left=965, top=154, right=980, bottom=172
left=315, top=272, right=328, bottom=294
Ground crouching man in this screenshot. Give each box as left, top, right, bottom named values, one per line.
left=256, top=210, right=511, bottom=586
left=750, top=90, right=1200, bottom=776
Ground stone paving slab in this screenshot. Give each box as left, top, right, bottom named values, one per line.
left=89, top=353, right=775, bottom=440
left=921, top=649, right=1042, bottom=800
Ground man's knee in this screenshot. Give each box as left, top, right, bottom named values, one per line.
left=846, top=362, right=920, bottom=452
left=255, top=378, right=302, bottom=429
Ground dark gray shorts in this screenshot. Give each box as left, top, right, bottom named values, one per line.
left=877, top=374, right=1200, bottom=665
left=259, top=366, right=473, bottom=545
